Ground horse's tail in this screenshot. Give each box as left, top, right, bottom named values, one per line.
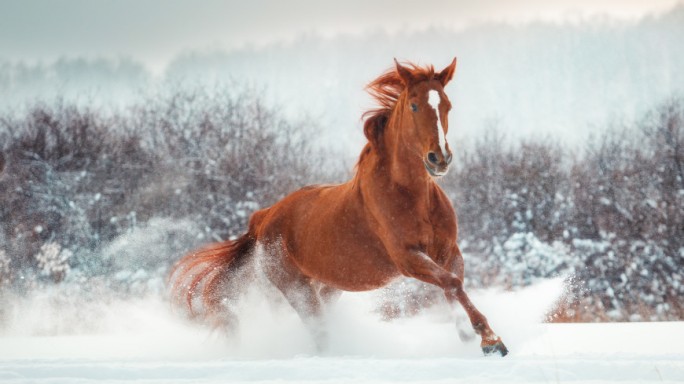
left=169, top=231, right=256, bottom=321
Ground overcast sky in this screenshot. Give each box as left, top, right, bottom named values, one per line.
left=0, top=0, right=679, bottom=72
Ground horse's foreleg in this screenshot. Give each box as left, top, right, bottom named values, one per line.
left=444, top=283, right=508, bottom=356
left=393, top=249, right=508, bottom=356
left=441, top=248, right=475, bottom=342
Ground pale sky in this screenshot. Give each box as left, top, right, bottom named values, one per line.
left=0, top=0, right=680, bottom=72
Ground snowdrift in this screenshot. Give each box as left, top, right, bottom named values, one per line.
left=1, top=278, right=683, bottom=383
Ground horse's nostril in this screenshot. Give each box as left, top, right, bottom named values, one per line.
left=446, top=153, right=453, bottom=165
left=427, top=152, right=439, bottom=164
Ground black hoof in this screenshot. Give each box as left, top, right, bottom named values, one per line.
left=482, top=340, right=509, bottom=357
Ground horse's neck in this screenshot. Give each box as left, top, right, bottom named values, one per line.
left=383, top=109, right=432, bottom=192
left=355, top=115, right=433, bottom=201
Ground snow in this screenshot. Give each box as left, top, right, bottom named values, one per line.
left=34, top=242, right=72, bottom=279
left=1, top=279, right=683, bottom=383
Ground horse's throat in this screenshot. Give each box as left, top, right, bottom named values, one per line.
left=374, top=111, right=431, bottom=189
left=391, top=141, right=431, bottom=187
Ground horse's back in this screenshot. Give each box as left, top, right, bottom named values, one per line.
left=250, top=183, right=340, bottom=236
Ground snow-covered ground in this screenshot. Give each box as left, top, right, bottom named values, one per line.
left=1, top=279, right=682, bottom=383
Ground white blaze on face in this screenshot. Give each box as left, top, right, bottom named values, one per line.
left=428, top=90, right=448, bottom=158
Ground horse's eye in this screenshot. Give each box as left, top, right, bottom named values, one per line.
left=411, top=103, right=418, bottom=112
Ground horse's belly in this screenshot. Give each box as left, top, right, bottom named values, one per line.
left=260, top=183, right=401, bottom=291
left=297, top=241, right=401, bottom=292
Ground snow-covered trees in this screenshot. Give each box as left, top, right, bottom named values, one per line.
left=564, top=100, right=684, bottom=321
left=443, top=99, right=684, bottom=321
left=0, top=89, right=681, bottom=322
left=0, top=86, right=330, bottom=293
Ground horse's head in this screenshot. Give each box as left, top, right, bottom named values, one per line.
left=395, top=58, right=457, bottom=177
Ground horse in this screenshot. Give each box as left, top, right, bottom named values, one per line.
left=169, top=58, right=508, bottom=357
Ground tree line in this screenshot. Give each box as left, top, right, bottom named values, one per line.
left=0, top=87, right=681, bottom=322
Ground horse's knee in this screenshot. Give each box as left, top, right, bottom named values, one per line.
left=444, top=276, right=464, bottom=301
left=452, top=255, right=465, bottom=281
left=442, top=244, right=465, bottom=279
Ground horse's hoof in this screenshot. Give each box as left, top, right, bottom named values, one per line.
left=482, top=339, right=509, bottom=357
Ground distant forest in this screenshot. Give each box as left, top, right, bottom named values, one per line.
left=1, top=5, right=683, bottom=150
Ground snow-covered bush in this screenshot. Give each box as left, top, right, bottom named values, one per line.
left=0, top=85, right=334, bottom=292
left=565, top=236, right=684, bottom=321
left=448, top=130, right=572, bottom=245
left=443, top=99, right=684, bottom=321
left=0, top=249, right=10, bottom=287
left=34, top=242, right=72, bottom=283
left=492, top=233, right=570, bottom=287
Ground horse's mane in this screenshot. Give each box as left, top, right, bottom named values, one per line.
left=359, top=62, right=437, bottom=164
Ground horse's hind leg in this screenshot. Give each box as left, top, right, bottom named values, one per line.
left=260, top=242, right=329, bottom=352
left=318, top=284, right=342, bottom=305
left=269, top=274, right=329, bottom=352
left=204, top=259, right=254, bottom=335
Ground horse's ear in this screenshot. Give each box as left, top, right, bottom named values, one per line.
left=436, top=57, right=457, bottom=86
left=394, top=58, right=414, bottom=85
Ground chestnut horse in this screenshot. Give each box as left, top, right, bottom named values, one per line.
left=170, top=59, right=508, bottom=356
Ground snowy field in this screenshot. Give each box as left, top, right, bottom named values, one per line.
left=1, top=279, right=683, bottom=383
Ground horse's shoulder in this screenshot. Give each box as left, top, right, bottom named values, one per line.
left=431, top=184, right=454, bottom=210
left=429, top=184, right=458, bottom=228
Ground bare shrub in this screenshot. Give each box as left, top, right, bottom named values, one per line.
left=126, top=84, right=330, bottom=242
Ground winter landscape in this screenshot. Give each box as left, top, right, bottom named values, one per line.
left=1, top=1, right=684, bottom=383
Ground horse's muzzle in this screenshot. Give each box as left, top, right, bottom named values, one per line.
left=424, top=151, right=451, bottom=177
